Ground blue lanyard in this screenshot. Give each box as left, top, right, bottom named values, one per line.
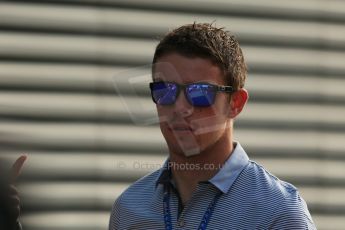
left=163, top=185, right=222, bottom=230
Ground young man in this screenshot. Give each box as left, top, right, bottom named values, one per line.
left=109, top=23, right=316, bottom=229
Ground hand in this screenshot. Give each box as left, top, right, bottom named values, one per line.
left=0, top=155, right=27, bottom=229
left=9, top=155, right=27, bottom=218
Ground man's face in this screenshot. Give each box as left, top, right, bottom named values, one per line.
left=153, top=53, right=232, bottom=157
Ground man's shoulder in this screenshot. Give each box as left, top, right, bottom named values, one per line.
left=233, top=161, right=316, bottom=228
left=115, top=168, right=162, bottom=204
left=236, top=160, right=300, bottom=203
left=109, top=168, right=164, bottom=229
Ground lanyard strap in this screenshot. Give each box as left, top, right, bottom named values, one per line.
left=163, top=185, right=173, bottom=230
left=163, top=185, right=222, bottom=230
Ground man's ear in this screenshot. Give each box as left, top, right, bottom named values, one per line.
left=228, top=88, right=249, bottom=119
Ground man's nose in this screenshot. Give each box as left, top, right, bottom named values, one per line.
left=173, top=91, right=193, bottom=117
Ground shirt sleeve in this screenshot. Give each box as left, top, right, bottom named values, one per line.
left=269, top=191, right=317, bottom=230
left=108, top=197, right=121, bottom=230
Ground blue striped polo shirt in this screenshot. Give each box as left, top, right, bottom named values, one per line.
left=109, top=142, right=316, bottom=229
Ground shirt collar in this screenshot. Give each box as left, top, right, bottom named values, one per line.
left=156, top=142, right=250, bottom=194
left=208, top=142, right=249, bottom=193
left=156, top=159, right=171, bottom=186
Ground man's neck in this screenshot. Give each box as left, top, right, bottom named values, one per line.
left=169, top=134, right=234, bottom=205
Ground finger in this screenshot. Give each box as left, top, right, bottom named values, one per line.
left=11, top=155, right=27, bottom=182
left=8, top=204, right=21, bottom=220
left=7, top=194, right=20, bottom=207
left=7, top=184, right=19, bottom=195
left=2, top=190, right=21, bottom=217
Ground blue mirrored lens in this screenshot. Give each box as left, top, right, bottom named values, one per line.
left=186, top=84, right=216, bottom=106
left=151, top=82, right=178, bottom=105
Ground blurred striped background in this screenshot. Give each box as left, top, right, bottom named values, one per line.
left=1, top=0, right=345, bottom=229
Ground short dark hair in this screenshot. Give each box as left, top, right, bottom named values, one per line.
left=152, top=22, right=247, bottom=90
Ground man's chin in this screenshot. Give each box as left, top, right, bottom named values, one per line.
left=168, top=143, right=201, bottom=157
left=183, top=148, right=201, bottom=157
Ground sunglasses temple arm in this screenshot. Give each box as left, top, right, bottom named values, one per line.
left=217, top=85, right=234, bottom=93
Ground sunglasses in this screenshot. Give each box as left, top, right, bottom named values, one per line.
left=149, top=81, right=234, bottom=107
